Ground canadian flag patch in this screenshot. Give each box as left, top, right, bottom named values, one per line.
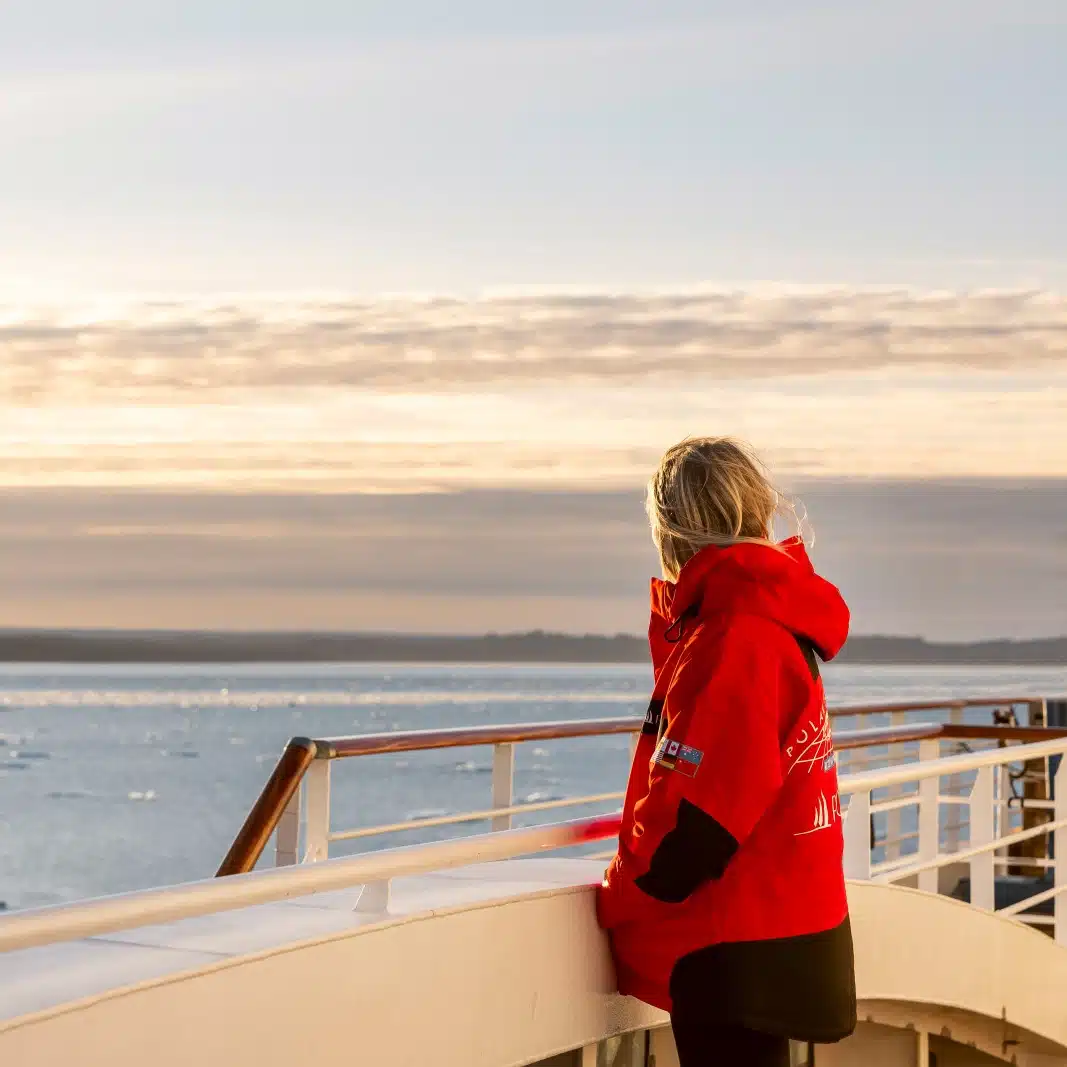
left=653, top=737, right=704, bottom=778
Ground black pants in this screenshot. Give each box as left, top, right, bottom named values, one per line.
left=670, top=1013, right=792, bottom=1067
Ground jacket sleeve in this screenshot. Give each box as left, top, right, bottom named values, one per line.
left=632, top=622, right=785, bottom=903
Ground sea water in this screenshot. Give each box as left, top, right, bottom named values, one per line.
left=1, top=662, right=1065, bottom=911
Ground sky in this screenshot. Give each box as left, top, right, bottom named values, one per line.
left=4, top=483, right=1065, bottom=640
left=2, top=1, right=1067, bottom=294
left=1, top=2, right=1065, bottom=638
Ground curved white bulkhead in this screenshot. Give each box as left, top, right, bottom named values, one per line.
left=2, top=860, right=1066, bottom=1067
left=4, top=702, right=1066, bottom=1066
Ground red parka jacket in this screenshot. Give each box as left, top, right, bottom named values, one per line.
left=597, top=538, right=856, bottom=1042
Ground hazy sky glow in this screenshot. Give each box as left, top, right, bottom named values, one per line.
left=3, top=484, right=1065, bottom=639
left=2, top=2, right=1065, bottom=637
left=4, top=288, right=1066, bottom=491
left=2, top=2, right=1066, bottom=294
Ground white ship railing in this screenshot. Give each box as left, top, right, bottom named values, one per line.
left=842, top=735, right=1066, bottom=939
left=216, top=696, right=1047, bottom=875
left=0, top=696, right=1063, bottom=955
left=0, top=815, right=621, bottom=953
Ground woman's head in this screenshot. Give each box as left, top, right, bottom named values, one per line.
left=646, top=437, right=785, bottom=581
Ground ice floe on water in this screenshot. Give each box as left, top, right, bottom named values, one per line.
left=405, top=807, right=447, bottom=822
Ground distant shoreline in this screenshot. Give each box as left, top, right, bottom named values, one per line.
left=0, top=630, right=1064, bottom=666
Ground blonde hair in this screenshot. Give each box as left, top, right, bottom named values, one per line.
left=646, top=436, right=807, bottom=581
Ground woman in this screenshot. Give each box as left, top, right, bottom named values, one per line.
left=597, top=437, right=856, bottom=1066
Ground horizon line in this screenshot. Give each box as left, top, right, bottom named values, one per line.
left=2, top=628, right=1065, bottom=645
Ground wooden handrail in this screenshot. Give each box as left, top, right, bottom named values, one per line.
left=830, top=721, right=1067, bottom=751
left=829, top=697, right=1035, bottom=717
left=216, top=700, right=1057, bottom=877
left=216, top=738, right=318, bottom=877
left=836, top=723, right=942, bottom=749
left=5, top=815, right=625, bottom=954
left=310, top=697, right=1038, bottom=760
left=941, top=723, right=1067, bottom=743
left=317, top=717, right=638, bottom=759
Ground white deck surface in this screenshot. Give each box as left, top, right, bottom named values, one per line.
left=0, top=857, right=605, bottom=1023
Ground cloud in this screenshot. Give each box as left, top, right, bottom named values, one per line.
left=3, top=287, right=1066, bottom=403
left=2, top=287, right=1066, bottom=489
left=1, top=482, right=1064, bottom=639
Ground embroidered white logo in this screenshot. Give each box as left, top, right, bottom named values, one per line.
left=785, top=690, right=842, bottom=836
left=794, top=790, right=842, bottom=837
left=784, top=698, right=834, bottom=776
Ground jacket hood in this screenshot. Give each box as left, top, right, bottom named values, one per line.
left=649, top=537, right=850, bottom=673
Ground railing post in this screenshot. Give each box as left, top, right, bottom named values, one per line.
left=491, top=742, right=515, bottom=831
left=885, top=710, right=906, bottom=861
left=303, top=757, right=331, bottom=863
left=355, top=879, right=391, bottom=914
left=996, top=763, right=1011, bottom=842
left=915, top=1031, right=929, bottom=1067
left=1020, top=695, right=1054, bottom=879
left=918, top=739, right=940, bottom=893
left=969, top=766, right=995, bottom=910
left=843, top=790, right=871, bottom=880
left=215, top=737, right=317, bottom=877
left=1013, top=699, right=1051, bottom=877
left=274, top=786, right=301, bottom=867
left=945, top=704, right=964, bottom=853
left=1055, top=753, right=1065, bottom=947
